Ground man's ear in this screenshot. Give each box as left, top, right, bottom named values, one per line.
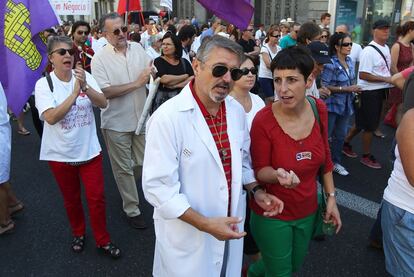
left=192, top=59, right=201, bottom=77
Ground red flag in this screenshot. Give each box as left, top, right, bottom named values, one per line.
left=117, top=0, right=142, bottom=14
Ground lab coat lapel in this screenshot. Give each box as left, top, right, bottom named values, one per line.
left=178, top=86, right=225, bottom=173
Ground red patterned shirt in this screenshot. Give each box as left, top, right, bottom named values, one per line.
left=190, top=81, right=232, bottom=214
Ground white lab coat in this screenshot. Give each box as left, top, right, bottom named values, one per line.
left=143, top=84, right=256, bottom=277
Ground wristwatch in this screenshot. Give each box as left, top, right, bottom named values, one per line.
left=325, top=191, right=337, bottom=198
left=81, top=84, right=89, bottom=92
left=250, top=185, right=264, bottom=196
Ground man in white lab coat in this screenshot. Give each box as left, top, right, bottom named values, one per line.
left=143, top=35, right=284, bottom=277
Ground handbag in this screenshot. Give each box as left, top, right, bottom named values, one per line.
left=306, top=96, right=327, bottom=238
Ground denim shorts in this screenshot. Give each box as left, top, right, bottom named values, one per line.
left=381, top=200, right=414, bottom=276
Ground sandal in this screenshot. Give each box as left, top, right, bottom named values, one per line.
left=71, top=235, right=85, bottom=253
left=0, top=220, right=15, bottom=235
left=97, top=242, right=121, bottom=259
left=9, top=201, right=24, bottom=217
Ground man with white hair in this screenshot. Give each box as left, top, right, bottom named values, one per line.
left=146, top=33, right=163, bottom=61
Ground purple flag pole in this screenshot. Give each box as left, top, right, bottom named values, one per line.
left=0, top=0, right=59, bottom=115
left=196, top=0, right=254, bottom=30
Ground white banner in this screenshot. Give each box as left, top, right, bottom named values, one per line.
left=49, top=0, right=91, bottom=15
left=160, top=0, right=172, bottom=11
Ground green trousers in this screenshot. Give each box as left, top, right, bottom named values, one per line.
left=248, top=211, right=316, bottom=277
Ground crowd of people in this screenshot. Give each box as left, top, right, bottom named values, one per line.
left=0, top=9, right=413, bottom=277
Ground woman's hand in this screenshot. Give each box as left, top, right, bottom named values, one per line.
left=254, top=190, right=284, bottom=217
left=325, top=197, right=342, bottom=234
left=275, top=168, right=300, bottom=189
left=73, top=62, right=86, bottom=88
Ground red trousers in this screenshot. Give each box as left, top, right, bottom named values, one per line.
left=49, top=154, right=110, bottom=246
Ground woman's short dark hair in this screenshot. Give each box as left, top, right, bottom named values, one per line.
left=328, top=32, right=351, bottom=56
left=270, top=46, right=314, bottom=80
left=297, top=21, right=321, bottom=45
left=162, top=32, right=183, bottom=59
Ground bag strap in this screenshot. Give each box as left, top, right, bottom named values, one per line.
left=45, top=72, right=54, bottom=93
left=367, top=44, right=390, bottom=71
left=306, top=96, right=326, bottom=193
left=307, top=96, right=320, bottom=125
left=181, top=58, right=187, bottom=74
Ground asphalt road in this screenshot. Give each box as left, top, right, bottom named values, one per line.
left=0, top=111, right=392, bottom=277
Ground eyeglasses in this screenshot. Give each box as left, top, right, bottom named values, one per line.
left=211, top=65, right=243, bottom=81
left=240, top=67, right=258, bottom=76
left=270, top=34, right=280, bottom=38
left=341, top=42, right=353, bottom=47
left=321, top=35, right=328, bottom=39
left=76, top=30, right=89, bottom=36
left=50, top=48, right=75, bottom=56
left=112, top=26, right=128, bottom=36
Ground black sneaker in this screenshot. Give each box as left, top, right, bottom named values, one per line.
left=128, top=214, right=147, bottom=229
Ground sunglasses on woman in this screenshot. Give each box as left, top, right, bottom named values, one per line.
left=270, top=34, right=280, bottom=38
left=211, top=65, right=243, bottom=81
left=240, top=67, right=258, bottom=76
left=50, top=48, right=76, bottom=56
left=321, top=35, right=328, bottom=39
left=341, top=42, right=353, bottom=47
left=112, top=26, right=128, bottom=36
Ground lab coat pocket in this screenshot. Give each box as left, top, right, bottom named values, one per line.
left=164, top=218, right=202, bottom=252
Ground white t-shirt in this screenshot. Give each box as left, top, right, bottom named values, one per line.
left=35, top=71, right=103, bottom=162
left=191, top=35, right=202, bottom=54
left=357, top=40, right=393, bottom=91
left=255, top=29, right=266, bottom=41
left=146, top=46, right=161, bottom=61
left=259, top=43, right=280, bottom=79
left=383, top=146, right=414, bottom=214
left=0, top=83, right=9, bottom=125
left=245, top=93, right=265, bottom=130
left=228, top=93, right=265, bottom=131
left=349, top=42, right=362, bottom=69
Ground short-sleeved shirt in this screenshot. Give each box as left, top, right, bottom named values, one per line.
left=154, top=57, right=194, bottom=92
left=250, top=99, right=333, bottom=220
left=259, top=43, right=280, bottom=79
left=35, top=71, right=102, bottom=162
left=238, top=38, right=256, bottom=53
left=357, top=41, right=393, bottom=91
left=321, top=55, right=356, bottom=116
left=279, top=34, right=297, bottom=49
left=401, top=66, right=414, bottom=79
left=91, top=41, right=151, bottom=132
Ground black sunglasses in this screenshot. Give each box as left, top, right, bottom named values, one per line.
left=113, top=26, right=128, bottom=36
left=321, top=35, right=328, bottom=38
left=240, top=67, right=258, bottom=76
left=212, top=65, right=243, bottom=81
left=341, top=42, right=353, bottom=47
left=270, top=34, right=280, bottom=38
left=77, top=30, right=89, bottom=36
left=50, top=48, right=75, bottom=56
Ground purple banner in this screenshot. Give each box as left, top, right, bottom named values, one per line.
left=0, top=0, right=59, bottom=115
left=197, top=0, right=254, bottom=30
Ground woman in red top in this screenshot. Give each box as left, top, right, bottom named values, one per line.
left=249, top=47, right=342, bottom=276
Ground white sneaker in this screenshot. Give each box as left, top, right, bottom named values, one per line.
left=333, top=163, right=349, bottom=176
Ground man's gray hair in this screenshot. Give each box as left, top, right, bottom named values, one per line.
left=148, top=33, right=163, bottom=46
left=196, top=35, right=244, bottom=64
left=99, top=12, right=122, bottom=32
left=47, top=36, right=72, bottom=54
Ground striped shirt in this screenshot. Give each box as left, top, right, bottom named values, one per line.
left=190, top=81, right=232, bottom=214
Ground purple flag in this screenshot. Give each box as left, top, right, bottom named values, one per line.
left=197, top=0, right=254, bottom=30
left=0, top=0, right=59, bottom=115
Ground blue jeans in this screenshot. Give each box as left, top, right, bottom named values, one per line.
left=327, top=112, right=351, bottom=164
left=381, top=200, right=414, bottom=276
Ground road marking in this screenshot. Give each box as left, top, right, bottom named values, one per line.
left=318, top=184, right=380, bottom=219
left=336, top=188, right=380, bottom=219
